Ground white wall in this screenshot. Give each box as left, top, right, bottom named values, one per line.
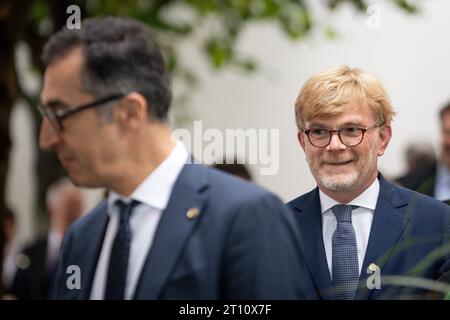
left=175, top=0, right=450, bottom=201
left=6, top=102, right=37, bottom=243
left=7, top=0, right=450, bottom=241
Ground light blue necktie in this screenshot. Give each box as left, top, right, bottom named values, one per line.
left=331, top=204, right=359, bottom=300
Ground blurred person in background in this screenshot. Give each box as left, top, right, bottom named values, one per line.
left=2, top=207, right=21, bottom=294
left=394, top=141, right=436, bottom=190
left=213, top=158, right=253, bottom=181
left=10, top=178, right=83, bottom=299
left=395, top=102, right=450, bottom=204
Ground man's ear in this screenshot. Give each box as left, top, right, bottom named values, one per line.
left=116, top=92, right=147, bottom=129
left=377, top=125, right=392, bottom=156
left=297, top=131, right=306, bottom=151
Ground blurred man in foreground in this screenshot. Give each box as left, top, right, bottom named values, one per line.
left=38, top=16, right=306, bottom=300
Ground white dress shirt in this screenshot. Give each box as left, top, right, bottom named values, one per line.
left=90, top=141, right=189, bottom=300
left=434, top=163, right=450, bottom=201
left=320, top=178, right=380, bottom=278
left=47, top=229, right=63, bottom=271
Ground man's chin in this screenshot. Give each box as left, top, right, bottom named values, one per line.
left=66, top=172, right=96, bottom=188
left=66, top=176, right=85, bottom=188
left=318, top=173, right=358, bottom=192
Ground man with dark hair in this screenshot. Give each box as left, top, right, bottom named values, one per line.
left=418, top=102, right=450, bottom=201
left=38, top=17, right=305, bottom=300
left=394, top=142, right=436, bottom=190
left=2, top=206, right=20, bottom=294
left=10, top=178, right=83, bottom=300
left=394, top=102, right=450, bottom=203
left=213, top=159, right=253, bottom=181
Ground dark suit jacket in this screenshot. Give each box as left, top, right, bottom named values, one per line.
left=53, top=164, right=307, bottom=299
left=288, top=174, right=450, bottom=299
left=10, top=236, right=53, bottom=300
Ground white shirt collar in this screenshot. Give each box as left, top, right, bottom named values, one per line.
left=319, top=177, right=380, bottom=214
left=436, top=162, right=450, bottom=182
left=434, top=162, right=450, bottom=201
left=47, top=228, right=63, bottom=253
left=107, top=141, right=189, bottom=215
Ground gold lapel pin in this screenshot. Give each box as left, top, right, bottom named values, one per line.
left=186, top=207, right=200, bottom=220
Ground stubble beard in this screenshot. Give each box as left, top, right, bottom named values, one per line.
left=307, top=147, right=378, bottom=192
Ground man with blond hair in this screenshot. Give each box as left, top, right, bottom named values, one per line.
left=288, top=65, right=450, bottom=299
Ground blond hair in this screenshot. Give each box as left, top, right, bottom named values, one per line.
left=295, top=65, right=395, bottom=129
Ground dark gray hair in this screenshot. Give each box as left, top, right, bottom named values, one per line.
left=42, top=16, right=171, bottom=122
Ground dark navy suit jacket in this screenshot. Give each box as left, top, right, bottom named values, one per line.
left=53, top=163, right=307, bottom=299
left=288, top=174, right=450, bottom=299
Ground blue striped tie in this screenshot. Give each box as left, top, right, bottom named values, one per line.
left=331, top=204, right=359, bottom=300
left=104, top=200, right=139, bottom=300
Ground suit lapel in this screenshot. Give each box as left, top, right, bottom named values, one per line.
left=77, top=202, right=110, bottom=299
left=133, top=164, right=207, bottom=299
left=292, top=188, right=334, bottom=299
left=356, top=175, right=410, bottom=300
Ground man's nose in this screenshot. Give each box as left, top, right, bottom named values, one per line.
left=326, top=132, right=347, bottom=151
left=39, top=118, right=61, bottom=150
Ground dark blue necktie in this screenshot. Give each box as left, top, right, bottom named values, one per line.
left=104, top=200, right=139, bottom=300
left=331, top=204, right=359, bottom=300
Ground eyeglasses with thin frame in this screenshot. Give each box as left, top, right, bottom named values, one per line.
left=37, top=94, right=126, bottom=132
left=303, top=123, right=382, bottom=148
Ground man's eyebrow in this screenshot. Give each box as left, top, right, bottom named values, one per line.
left=308, top=121, right=328, bottom=127
left=308, top=121, right=364, bottom=128
left=41, top=99, right=69, bottom=109
left=340, top=121, right=365, bottom=127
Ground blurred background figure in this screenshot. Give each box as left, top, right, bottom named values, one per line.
left=435, top=102, right=450, bottom=202
left=395, top=102, right=450, bottom=203
left=2, top=206, right=21, bottom=293
left=213, top=159, right=253, bottom=181
left=394, top=141, right=437, bottom=191
left=9, top=178, right=83, bottom=299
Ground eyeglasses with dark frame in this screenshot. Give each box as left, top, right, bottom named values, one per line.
left=303, top=123, right=382, bottom=148
left=37, top=94, right=126, bottom=132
